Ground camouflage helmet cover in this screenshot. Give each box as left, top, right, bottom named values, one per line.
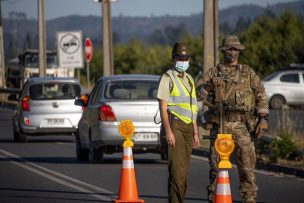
left=172, top=42, right=191, bottom=59
left=218, top=35, right=245, bottom=51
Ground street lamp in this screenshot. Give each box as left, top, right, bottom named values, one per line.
left=94, top=0, right=118, bottom=76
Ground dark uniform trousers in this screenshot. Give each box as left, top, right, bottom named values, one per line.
left=167, top=117, right=194, bottom=203
left=207, top=121, right=258, bottom=203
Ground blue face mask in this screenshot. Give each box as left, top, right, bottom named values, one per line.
left=175, top=60, right=189, bottom=72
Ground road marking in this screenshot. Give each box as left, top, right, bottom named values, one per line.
left=0, top=149, right=116, bottom=201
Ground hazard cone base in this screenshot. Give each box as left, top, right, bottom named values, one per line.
left=114, top=147, right=144, bottom=203
left=214, top=169, right=232, bottom=203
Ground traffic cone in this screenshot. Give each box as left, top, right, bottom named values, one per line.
left=213, top=169, right=232, bottom=203
left=114, top=147, right=144, bottom=203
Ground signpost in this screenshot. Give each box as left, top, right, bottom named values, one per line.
left=85, top=38, right=93, bottom=90
left=57, top=31, right=83, bottom=69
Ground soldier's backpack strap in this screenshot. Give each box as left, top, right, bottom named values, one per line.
left=224, top=64, right=242, bottom=101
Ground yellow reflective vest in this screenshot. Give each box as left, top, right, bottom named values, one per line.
left=166, top=70, right=198, bottom=124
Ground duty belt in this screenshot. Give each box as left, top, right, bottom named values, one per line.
left=224, top=111, right=246, bottom=122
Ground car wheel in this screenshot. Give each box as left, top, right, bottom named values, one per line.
left=75, top=131, right=89, bottom=161
left=161, top=150, right=168, bottom=161
left=270, top=95, right=286, bottom=109
left=160, top=137, right=168, bottom=161
left=88, top=142, right=104, bottom=164
left=18, top=131, right=27, bottom=143
left=13, top=124, right=19, bottom=142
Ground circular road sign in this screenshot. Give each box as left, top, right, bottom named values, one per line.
left=85, top=38, right=93, bottom=63
left=60, top=33, right=81, bottom=54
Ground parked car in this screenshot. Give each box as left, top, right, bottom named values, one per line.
left=74, top=74, right=164, bottom=163
left=263, top=67, right=304, bottom=109
left=9, top=77, right=84, bottom=142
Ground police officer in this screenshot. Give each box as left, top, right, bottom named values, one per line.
left=196, top=35, right=269, bottom=203
left=157, top=42, right=200, bottom=203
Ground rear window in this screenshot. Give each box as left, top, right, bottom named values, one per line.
left=30, top=83, right=80, bottom=100
left=104, top=80, right=158, bottom=100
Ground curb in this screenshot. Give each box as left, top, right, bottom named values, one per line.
left=192, top=148, right=304, bottom=179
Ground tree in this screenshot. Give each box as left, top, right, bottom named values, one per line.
left=240, top=10, right=304, bottom=77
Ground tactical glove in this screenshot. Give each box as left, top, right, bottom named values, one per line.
left=255, top=118, right=268, bottom=139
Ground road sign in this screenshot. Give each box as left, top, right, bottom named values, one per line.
left=57, top=31, right=83, bottom=68
left=85, top=38, right=93, bottom=63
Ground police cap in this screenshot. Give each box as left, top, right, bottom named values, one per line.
left=172, top=42, right=191, bottom=59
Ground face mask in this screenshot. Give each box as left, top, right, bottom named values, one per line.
left=175, top=60, right=189, bottom=72
left=224, top=49, right=240, bottom=63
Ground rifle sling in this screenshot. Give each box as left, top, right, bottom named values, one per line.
left=224, top=64, right=242, bottom=101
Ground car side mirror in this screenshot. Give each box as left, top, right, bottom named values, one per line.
left=74, top=95, right=88, bottom=107
left=74, top=98, right=85, bottom=106
left=8, top=94, right=18, bottom=101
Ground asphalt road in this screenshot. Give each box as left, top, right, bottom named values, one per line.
left=0, top=106, right=303, bottom=203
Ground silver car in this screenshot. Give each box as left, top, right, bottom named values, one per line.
left=9, top=77, right=84, bottom=142
left=263, top=68, right=304, bottom=109
left=74, top=74, right=164, bottom=163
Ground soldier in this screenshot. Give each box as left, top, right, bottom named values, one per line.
left=196, top=35, right=269, bottom=203
left=157, top=42, right=200, bottom=203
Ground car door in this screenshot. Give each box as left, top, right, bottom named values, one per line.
left=78, top=80, right=103, bottom=147
left=279, top=73, right=303, bottom=104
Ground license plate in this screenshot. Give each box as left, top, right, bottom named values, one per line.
left=133, top=133, right=158, bottom=142
left=46, top=119, right=64, bottom=125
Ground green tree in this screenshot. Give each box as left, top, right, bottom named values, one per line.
left=239, top=10, right=304, bottom=77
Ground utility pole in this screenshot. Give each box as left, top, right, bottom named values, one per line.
left=203, top=0, right=219, bottom=72
left=0, top=0, right=5, bottom=87
left=102, top=0, right=114, bottom=76
left=38, top=0, right=46, bottom=77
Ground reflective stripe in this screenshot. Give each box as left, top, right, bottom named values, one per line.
left=218, top=170, right=229, bottom=177
left=122, top=147, right=134, bottom=168
left=168, top=106, right=194, bottom=118
left=166, top=70, right=198, bottom=123
left=122, top=160, right=134, bottom=168
left=215, top=184, right=231, bottom=195
left=123, top=147, right=133, bottom=156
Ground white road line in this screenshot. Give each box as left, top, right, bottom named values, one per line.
left=0, top=149, right=116, bottom=201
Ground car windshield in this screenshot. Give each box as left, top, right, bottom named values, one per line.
left=30, top=83, right=80, bottom=100
left=264, top=72, right=279, bottom=81
left=24, top=54, right=57, bottom=69
left=104, top=80, right=158, bottom=100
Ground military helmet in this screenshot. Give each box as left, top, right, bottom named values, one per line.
left=218, top=35, right=245, bottom=51
left=172, top=42, right=191, bottom=59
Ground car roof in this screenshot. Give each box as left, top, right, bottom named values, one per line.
left=98, top=74, right=160, bottom=82
left=27, top=77, right=80, bottom=85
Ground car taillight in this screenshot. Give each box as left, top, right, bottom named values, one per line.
left=21, top=96, right=30, bottom=111
left=99, top=105, right=116, bottom=121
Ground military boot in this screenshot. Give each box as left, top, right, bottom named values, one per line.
left=207, top=190, right=214, bottom=203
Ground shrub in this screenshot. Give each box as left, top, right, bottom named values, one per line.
left=270, top=129, right=298, bottom=162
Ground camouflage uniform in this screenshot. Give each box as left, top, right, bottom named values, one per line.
left=196, top=35, right=269, bottom=203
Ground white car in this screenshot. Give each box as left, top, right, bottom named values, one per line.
left=9, top=77, right=84, bottom=142
left=263, top=68, right=304, bottom=109
left=74, top=74, right=165, bottom=163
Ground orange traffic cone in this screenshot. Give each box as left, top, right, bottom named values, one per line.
left=214, top=169, right=232, bottom=203
left=114, top=147, right=144, bottom=203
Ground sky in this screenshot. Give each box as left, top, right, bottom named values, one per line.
left=3, top=0, right=299, bottom=20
